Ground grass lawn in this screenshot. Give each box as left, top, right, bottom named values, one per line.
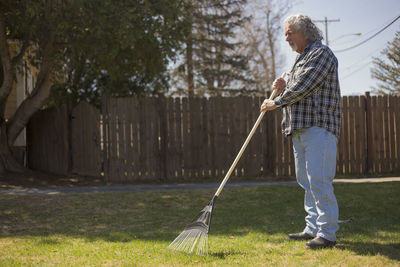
left=0, top=182, right=399, bottom=266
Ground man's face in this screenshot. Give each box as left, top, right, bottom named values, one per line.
left=285, top=24, right=307, bottom=54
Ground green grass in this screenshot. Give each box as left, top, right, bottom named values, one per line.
left=0, top=182, right=399, bottom=266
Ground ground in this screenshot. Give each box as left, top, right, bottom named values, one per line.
left=0, top=170, right=106, bottom=189
left=0, top=171, right=288, bottom=189
left=1, top=169, right=399, bottom=190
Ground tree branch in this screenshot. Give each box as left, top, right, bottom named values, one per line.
left=6, top=31, right=56, bottom=146
left=0, top=13, right=15, bottom=104
left=11, top=41, right=29, bottom=66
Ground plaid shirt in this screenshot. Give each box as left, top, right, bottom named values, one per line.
left=274, top=41, right=342, bottom=138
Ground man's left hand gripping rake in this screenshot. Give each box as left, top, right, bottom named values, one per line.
left=168, top=73, right=286, bottom=256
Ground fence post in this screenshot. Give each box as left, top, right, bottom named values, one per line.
left=364, top=92, right=373, bottom=174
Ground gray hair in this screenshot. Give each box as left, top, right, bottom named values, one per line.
left=284, top=14, right=323, bottom=42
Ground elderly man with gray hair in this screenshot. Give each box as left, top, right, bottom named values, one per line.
left=261, top=14, right=341, bottom=249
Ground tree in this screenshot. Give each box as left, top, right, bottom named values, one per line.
left=371, top=29, right=400, bottom=96
left=238, top=0, right=292, bottom=95
left=50, top=1, right=186, bottom=108
left=0, top=0, right=186, bottom=174
left=170, top=0, right=253, bottom=97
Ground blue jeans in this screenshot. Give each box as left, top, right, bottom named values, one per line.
left=292, top=127, right=339, bottom=241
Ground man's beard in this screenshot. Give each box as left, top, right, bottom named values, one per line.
left=289, top=42, right=298, bottom=52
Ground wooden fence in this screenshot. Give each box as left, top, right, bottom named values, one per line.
left=28, top=104, right=71, bottom=174
left=70, top=101, right=101, bottom=176
left=27, top=102, right=101, bottom=176
left=101, top=96, right=292, bottom=182
left=27, top=94, right=400, bottom=182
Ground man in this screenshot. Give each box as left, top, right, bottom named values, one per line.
left=260, top=14, right=341, bottom=249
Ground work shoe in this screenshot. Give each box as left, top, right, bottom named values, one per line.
left=288, top=232, right=314, bottom=240
left=306, top=236, right=336, bottom=249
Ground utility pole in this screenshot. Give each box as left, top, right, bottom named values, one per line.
left=314, top=17, right=340, bottom=46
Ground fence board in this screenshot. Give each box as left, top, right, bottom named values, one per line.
left=235, top=96, right=244, bottom=176
left=151, top=98, right=161, bottom=179
left=129, top=98, right=138, bottom=179
left=145, top=98, right=155, bottom=178
left=342, top=97, right=349, bottom=174
left=229, top=97, right=239, bottom=177
left=256, top=97, right=265, bottom=176
left=352, top=96, right=361, bottom=174
left=118, top=99, right=127, bottom=180
left=181, top=98, right=190, bottom=178
left=221, top=97, right=232, bottom=177
left=214, top=97, right=225, bottom=177
left=373, top=96, right=383, bottom=172
left=388, top=95, right=397, bottom=170
left=263, top=105, right=274, bottom=176
left=337, top=105, right=344, bottom=175
left=245, top=97, right=258, bottom=177
left=271, top=108, right=279, bottom=176
left=102, top=98, right=110, bottom=181
left=190, top=98, right=202, bottom=178
left=128, top=98, right=137, bottom=180
left=382, top=95, right=389, bottom=172
left=396, top=97, right=400, bottom=170
left=158, top=96, right=167, bottom=180
left=199, top=98, right=207, bottom=177
left=376, top=96, right=383, bottom=172
left=108, top=98, right=118, bottom=181
left=369, top=96, right=376, bottom=173
left=365, top=94, right=373, bottom=173
left=237, top=96, right=250, bottom=176
left=348, top=97, right=355, bottom=173
left=209, top=97, right=217, bottom=177
left=356, top=96, right=366, bottom=174
left=166, top=98, right=176, bottom=178
left=117, top=98, right=126, bottom=180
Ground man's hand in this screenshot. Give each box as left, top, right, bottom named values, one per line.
left=260, top=99, right=277, bottom=112
left=272, top=77, right=286, bottom=95
left=261, top=74, right=286, bottom=112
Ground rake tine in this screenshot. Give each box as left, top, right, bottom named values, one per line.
left=168, top=196, right=216, bottom=256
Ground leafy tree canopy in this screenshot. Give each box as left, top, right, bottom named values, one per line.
left=1, top=0, right=187, bottom=107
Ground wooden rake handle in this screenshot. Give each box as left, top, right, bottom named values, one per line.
left=214, top=72, right=286, bottom=197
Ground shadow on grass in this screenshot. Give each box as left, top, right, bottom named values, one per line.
left=337, top=241, right=400, bottom=262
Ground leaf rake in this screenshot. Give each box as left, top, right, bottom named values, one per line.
left=169, top=73, right=286, bottom=256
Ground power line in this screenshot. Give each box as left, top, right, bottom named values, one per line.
left=342, top=47, right=381, bottom=71
left=341, top=61, right=372, bottom=80
left=334, top=15, right=400, bottom=53
left=313, top=17, right=340, bottom=46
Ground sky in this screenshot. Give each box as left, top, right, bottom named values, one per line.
left=279, top=0, right=400, bottom=96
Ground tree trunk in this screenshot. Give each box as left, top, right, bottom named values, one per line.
left=8, top=26, right=55, bottom=144
left=186, top=32, right=194, bottom=97
left=7, top=69, right=53, bottom=146
left=266, top=10, right=276, bottom=81
left=0, top=14, right=24, bottom=175
left=0, top=13, right=56, bottom=175
left=0, top=122, right=24, bottom=175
